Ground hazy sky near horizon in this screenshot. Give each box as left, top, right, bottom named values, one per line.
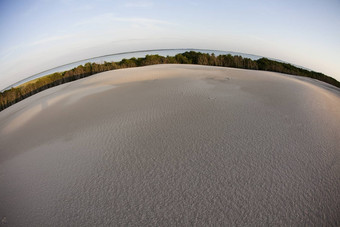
left=0, top=0, right=339, bottom=89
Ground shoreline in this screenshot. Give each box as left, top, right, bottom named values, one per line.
left=1, top=51, right=339, bottom=112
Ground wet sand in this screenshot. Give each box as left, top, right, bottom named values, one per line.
left=0, top=64, right=339, bottom=226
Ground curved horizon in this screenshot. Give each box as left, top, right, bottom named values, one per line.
left=1, top=48, right=262, bottom=91
left=0, top=48, right=325, bottom=92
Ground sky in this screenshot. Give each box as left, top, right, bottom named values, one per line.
left=0, top=0, right=339, bottom=90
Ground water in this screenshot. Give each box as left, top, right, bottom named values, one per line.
left=1, top=49, right=261, bottom=92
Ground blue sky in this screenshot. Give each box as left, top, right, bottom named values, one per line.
left=0, top=0, right=339, bottom=89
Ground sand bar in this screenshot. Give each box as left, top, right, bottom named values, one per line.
left=0, top=64, right=339, bottom=226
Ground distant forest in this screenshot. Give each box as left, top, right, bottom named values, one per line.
left=1, top=51, right=339, bottom=111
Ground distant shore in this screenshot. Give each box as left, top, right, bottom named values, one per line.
left=1, top=51, right=339, bottom=111
left=0, top=49, right=262, bottom=92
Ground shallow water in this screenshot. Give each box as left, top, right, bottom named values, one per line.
left=0, top=65, right=339, bottom=226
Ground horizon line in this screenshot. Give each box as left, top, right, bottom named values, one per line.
left=0, top=48, right=317, bottom=92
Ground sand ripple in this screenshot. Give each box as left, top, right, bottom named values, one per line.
left=0, top=65, right=339, bottom=226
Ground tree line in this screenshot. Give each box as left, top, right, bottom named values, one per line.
left=1, top=51, right=339, bottom=111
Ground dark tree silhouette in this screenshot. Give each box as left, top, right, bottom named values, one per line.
left=1, top=51, right=339, bottom=111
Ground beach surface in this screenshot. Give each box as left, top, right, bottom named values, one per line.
left=0, top=64, right=339, bottom=226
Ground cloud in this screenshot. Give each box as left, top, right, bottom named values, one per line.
left=28, top=35, right=73, bottom=46
left=124, top=1, right=154, bottom=8
left=72, top=3, right=94, bottom=12
left=113, top=17, right=174, bottom=27
left=74, top=13, right=174, bottom=30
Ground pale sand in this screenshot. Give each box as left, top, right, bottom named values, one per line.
left=0, top=64, right=339, bottom=226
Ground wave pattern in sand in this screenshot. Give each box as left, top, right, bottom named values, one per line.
left=0, top=65, right=339, bottom=226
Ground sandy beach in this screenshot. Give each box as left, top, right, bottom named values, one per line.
left=0, top=64, right=339, bottom=226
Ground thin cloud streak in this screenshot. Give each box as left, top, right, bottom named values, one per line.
left=74, top=14, right=175, bottom=28
left=28, top=35, right=73, bottom=46
left=124, top=1, right=154, bottom=8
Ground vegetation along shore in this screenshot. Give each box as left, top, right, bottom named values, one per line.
left=1, top=51, right=339, bottom=111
